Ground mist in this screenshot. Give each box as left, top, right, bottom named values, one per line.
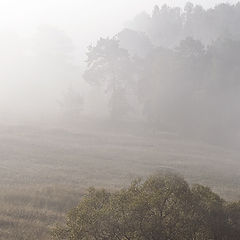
left=0, top=0, right=238, bottom=122
left=2, top=1, right=240, bottom=239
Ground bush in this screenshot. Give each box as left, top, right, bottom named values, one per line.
left=52, top=173, right=240, bottom=240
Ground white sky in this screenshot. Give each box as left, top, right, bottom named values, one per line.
left=0, top=0, right=238, bottom=45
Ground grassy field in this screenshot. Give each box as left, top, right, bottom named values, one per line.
left=0, top=122, right=240, bottom=239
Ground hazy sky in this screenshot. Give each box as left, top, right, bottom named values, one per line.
left=0, top=0, right=238, bottom=44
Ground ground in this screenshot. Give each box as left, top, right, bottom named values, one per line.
left=0, top=122, right=240, bottom=239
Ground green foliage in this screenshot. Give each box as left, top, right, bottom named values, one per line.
left=52, top=174, right=240, bottom=240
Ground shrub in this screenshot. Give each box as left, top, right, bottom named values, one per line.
left=52, top=173, right=240, bottom=240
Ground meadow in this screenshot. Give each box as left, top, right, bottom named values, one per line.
left=0, top=122, right=240, bottom=239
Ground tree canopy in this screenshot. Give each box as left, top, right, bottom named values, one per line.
left=52, top=173, right=240, bottom=240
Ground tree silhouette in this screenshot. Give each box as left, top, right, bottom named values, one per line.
left=83, top=38, right=134, bottom=119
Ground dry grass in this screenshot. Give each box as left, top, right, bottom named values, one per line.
left=0, top=185, right=83, bottom=240
left=0, top=123, right=240, bottom=239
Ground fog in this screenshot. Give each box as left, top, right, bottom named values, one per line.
left=0, top=0, right=238, bottom=121
left=0, top=1, right=240, bottom=145
left=2, top=2, right=240, bottom=239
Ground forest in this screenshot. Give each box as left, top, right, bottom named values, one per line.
left=83, top=2, right=240, bottom=146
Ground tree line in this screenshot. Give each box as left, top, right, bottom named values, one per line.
left=83, top=2, right=240, bottom=144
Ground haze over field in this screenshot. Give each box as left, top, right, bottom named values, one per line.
left=1, top=1, right=240, bottom=239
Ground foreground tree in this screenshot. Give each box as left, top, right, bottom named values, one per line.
left=52, top=173, right=240, bottom=240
